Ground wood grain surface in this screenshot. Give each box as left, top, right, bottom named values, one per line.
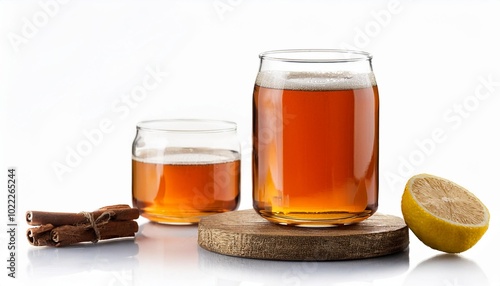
left=198, top=209, right=409, bottom=261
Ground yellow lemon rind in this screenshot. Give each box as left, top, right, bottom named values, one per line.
left=402, top=174, right=489, bottom=253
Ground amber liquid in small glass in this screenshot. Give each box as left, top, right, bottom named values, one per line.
left=133, top=148, right=240, bottom=224
left=253, top=73, right=379, bottom=226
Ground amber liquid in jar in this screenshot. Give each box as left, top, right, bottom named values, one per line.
left=253, top=71, right=379, bottom=226
left=133, top=147, right=240, bottom=224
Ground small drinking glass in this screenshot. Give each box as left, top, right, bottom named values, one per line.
left=132, top=119, right=240, bottom=224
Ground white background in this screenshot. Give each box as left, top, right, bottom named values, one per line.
left=1, top=0, right=499, bottom=285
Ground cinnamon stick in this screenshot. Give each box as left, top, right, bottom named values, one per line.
left=26, top=204, right=139, bottom=226
left=26, top=204, right=139, bottom=247
left=27, top=221, right=138, bottom=247
left=53, top=221, right=138, bottom=247
left=27, top=224, right=56, bottom=246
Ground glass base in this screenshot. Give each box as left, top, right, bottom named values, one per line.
left=133, top=200, right=239, bottom=225
left=140, top=212, right=201, bottom=225
left=256, top=210, right=375, bottom=227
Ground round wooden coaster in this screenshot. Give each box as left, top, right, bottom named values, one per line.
left=198, top=209, right=409, bottom=261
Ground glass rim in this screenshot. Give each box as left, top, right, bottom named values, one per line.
left=259, top=49, right=373, bottom=63
left=136, top=119, right=237, bottom=133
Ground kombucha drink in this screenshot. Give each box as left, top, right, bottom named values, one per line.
left=133, top=147, right=240, bottom=224
left=253, top=71, right=379, bottom=226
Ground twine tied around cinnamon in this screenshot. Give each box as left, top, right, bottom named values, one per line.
left=26, top=205, right=140, bottom=247
left=80, top=211, right=115, bottom=243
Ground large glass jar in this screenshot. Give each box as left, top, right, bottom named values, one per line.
left=252, top=49, right=379, bottom=226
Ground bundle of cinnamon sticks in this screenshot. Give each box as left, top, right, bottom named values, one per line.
left=26, top=204, right=139, bottom=247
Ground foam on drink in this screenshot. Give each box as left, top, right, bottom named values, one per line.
left=133, top=147, right=240, bottom=165
left=256, top=71, right=377, bottom=91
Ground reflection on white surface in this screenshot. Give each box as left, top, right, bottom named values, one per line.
left=199, top=246, right=409, bottom=285
left=23, top=220, right=496, bottom=286
left=404, top=254, right=489, bottom=286
left=134, top=221, right=410, bottom=285
left=27, top=238, right=138, bottom=277
left=133, top=222, right=206, bottom=284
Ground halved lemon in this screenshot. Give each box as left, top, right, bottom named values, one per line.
left=401, top=174, right=489, bottom=253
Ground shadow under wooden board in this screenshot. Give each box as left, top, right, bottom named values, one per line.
left=198, top=209, right=409, bottom=261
